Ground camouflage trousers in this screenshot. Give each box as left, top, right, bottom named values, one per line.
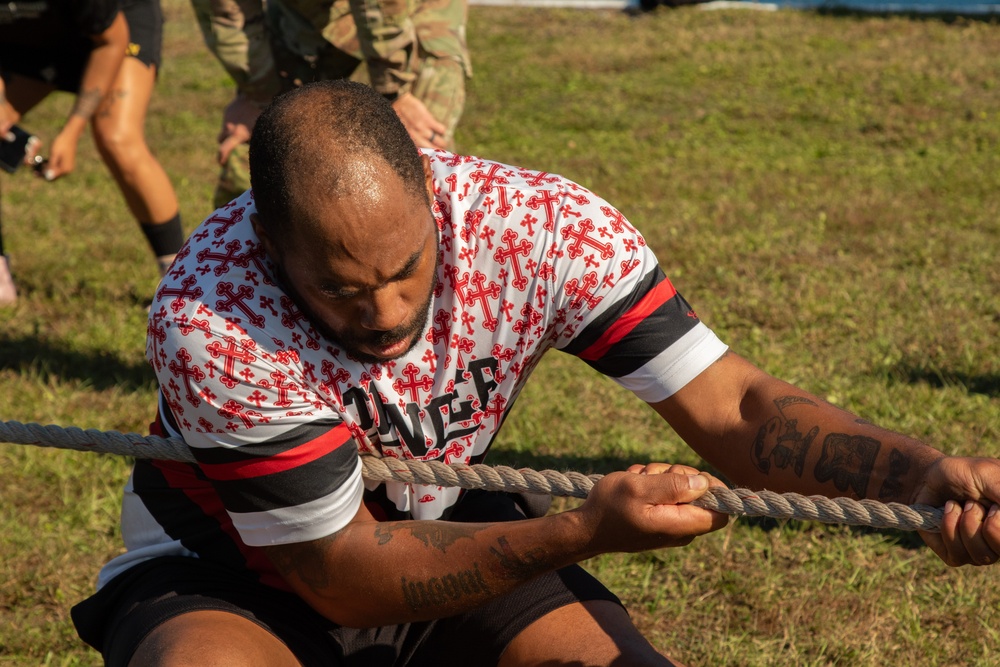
left=214, top=0, right=468, bottom=208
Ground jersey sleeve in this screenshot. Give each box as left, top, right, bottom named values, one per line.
left=148, top=315, right=363, bottom=547
left=548, top=193, right=729, bottom=403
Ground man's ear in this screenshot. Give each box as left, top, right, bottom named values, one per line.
left=421, top=153, right=435, bottom=204
left=250, top=213, right=278, bottom=259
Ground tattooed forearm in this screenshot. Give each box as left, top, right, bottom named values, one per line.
left=751, top=416, right=818, bottom=476
left=488, top=536, right=550, bottom=580
left=878, top=448, right=912, bottom=501
left=374, top=521, right=477, bottom=553
left=401, top=563, right=492, bottom=612
left=814, top=432, right=881, bottom=497
left=774, top=395, right=818, bottom=411
left=72, top=88, right=103, bottom=120
left=751, top=396, right=820, bottom=476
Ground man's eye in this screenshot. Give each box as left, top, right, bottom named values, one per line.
left=322, top=288, right=358, bottom=300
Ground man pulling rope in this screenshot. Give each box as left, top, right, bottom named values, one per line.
left=61, top=81, right=1000, bottom=667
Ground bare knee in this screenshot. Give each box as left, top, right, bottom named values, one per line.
left=127, top=610, right=301, bottom=667
left=500, top=600, right=683, bottom=667
left=93, top=121, right=150, bottom=172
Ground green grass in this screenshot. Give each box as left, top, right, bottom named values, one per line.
left=1, top=2, right=999, bottom=664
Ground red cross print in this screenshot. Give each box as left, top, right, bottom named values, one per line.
left=499, top=298, right=514, bottom=323
left=534, top=283, right=548, bottom=310
left=470, top=163, right=510, bottom=194
left=521, top=170, right=560, bottom=188
left=491, top=342, right=515, bottom=364
left=493, top=229, right=533, bottom=292
left=461, top=209, right=484, bottom=243
left=418, top=349, right=436, bottom=373
left=564, top=271, right=603, bottom=310
left=443, top=441, right=466, bottom=465
left=168, top=347, right=206, bottom=407
left=158, top=274, right=204, bottom=314
left=600, top=205, right=644, bottom=245
left=218, top=399, right=265, bottom=430
left=392, top=362, right=434, bottom=403
left=215, top=282, right=266, bottom=329
left=455, top=270, right=501, bottom=332
left=196, top=239, right=252, bottom=277
left=259, top=370, right=297, bottom=408
left=620, top=258, right=641, bottom=277
left=512, top=302, right=542, bottom=335
left=205, top=337, right=257, bottom=389
left=482, top=393, right=507, bottom=427
left=562, top=189, right=590, bottom=207
left=320, top=360, right=351, bottom=404
left=147, top=320, right=167, bottom=347
left=525, top=190, right=561, bottom=233
left=204, top=207, right=244, bottom=238
left=560, top=219, right=615, bottom=261
left=164, top=380, right=185, bottom=418
left=519, top=213, right=538, bottom=237
left=494, top=188, right=513, bottom=218
left=478, top=225, right=495, bottom=251
left=450, top=333, right=475, bottom=368
left=426, top=308, right=451, bottom=346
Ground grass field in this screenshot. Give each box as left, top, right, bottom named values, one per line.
left=1, top=1, right=998, bottom=664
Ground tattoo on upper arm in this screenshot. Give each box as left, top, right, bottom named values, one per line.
left=877, top=448, right=912, bottom=501
left=266, top=535, right=339, bottom=590
left=72, top=88, right=103, bottom=120
left=750, top=396, right=820, bottom=477
left=813, top=433, right=881, bottom=497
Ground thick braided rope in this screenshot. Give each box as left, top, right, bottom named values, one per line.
left=0, top=419, right=943, bottom=532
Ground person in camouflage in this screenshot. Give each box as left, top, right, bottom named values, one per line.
left=190, top=0, right=470, bottom=208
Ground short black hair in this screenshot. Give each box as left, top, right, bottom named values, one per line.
left=249, top=80, right=427, bottom=239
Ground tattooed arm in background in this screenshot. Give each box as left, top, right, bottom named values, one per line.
left=42, top=11, right=129, bottom=180
left=652, top=350, right=1000, bottom=567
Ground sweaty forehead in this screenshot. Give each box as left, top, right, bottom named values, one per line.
left=281, top=154, right=432, bottom=273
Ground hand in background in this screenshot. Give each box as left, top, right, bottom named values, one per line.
left=218, top=95, right=264, bottom=165
left=393, top=93, right=448, bottom=150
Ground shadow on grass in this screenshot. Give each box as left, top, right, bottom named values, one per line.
left=812, top=6, right=1000, bottom=24
left=0, top=332, right=156, bottom=392
left=885, top=362, right=1000, bottom=398
left=630, top=1, right=1000, bottom=24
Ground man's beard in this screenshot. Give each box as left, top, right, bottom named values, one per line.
left=272, top=260, right=437, bottom=366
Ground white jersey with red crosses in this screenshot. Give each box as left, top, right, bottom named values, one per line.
left=98, top=149, right=728, bottom=589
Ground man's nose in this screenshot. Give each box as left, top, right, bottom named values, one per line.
left=359, top=285, right=409, bottom=332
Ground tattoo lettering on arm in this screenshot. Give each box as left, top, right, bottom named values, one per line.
left=401, top=563, right=492, bottom=613
left=878, top=448, right=912, bottom=501
left=814, top=433, right=881, bottom=497
left=750, top=396, right=820, bottom=477
left=374, top=521, right=476, bottom=553
left=72, top=88, right=103, bottom=120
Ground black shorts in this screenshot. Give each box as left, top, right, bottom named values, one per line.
left=0, top=0, right=162, bottom=92
left=71, top=491, right=622, bottom=667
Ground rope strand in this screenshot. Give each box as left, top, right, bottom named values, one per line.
left=0, top=419, right=943, bottom=532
